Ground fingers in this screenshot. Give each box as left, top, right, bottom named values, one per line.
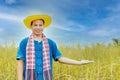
left=80, top=60, right=95, bottom=64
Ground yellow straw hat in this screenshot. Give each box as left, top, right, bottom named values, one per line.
left=23, top=14, right=52, bottom=29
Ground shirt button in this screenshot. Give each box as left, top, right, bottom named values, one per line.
left=37, top=71, right=42, bottom=74
left=37, top=64, right=41, bottom=66
left=38, top=56, right=41, bottom=58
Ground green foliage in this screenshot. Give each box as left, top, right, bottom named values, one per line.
left=112, top=38, right=120, bottom=46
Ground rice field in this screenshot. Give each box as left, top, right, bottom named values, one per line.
left=0, top=42, right=120, bottom=80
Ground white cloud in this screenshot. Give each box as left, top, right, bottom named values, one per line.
left=0, top=28, right=5, bottom=36
left=52, top=0, right=90, bottom=8
left=0, top=28, right=4, bottom=32
left=52, top=22, right=85, bottom=32
left=51, top=13, right=86, bottom=32
left=88, top=12, right=120, bottom=37
left=106, top=3, right=120, bottom=12
left=88, top=3, right=120, bottom=37
left=89, top=28, right=119, bottom=37
left=5, top=0, right=16, bottom=4
left=0, top=12, right=24, bottom=22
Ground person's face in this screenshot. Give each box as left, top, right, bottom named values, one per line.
left=31, top=19, right=44, bottom=35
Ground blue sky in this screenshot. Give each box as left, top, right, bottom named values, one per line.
left=0, top=0, right=120, bottom=46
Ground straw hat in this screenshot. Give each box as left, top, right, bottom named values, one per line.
left=23, top=14, right=52, bottom=29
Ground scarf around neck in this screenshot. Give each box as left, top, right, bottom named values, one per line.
left=25, top=33, right=52, bottom=80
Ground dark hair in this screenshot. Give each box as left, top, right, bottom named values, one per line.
left=31, top=19, right=45, bottom=25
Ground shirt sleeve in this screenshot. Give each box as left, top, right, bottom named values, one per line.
left=16, top=39, right=26, bottom=61
left=52, top=41, right=62, bottom=61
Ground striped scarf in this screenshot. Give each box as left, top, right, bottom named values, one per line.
left=25, top=33, right=52, bottom=80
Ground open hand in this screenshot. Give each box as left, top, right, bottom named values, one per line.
left=80, top=60, right=95, bottom=64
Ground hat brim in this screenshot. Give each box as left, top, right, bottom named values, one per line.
left=23, top=15, right=52, bottom=29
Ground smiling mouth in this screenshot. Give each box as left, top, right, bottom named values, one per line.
left=35, top=30, right=42, bottom=32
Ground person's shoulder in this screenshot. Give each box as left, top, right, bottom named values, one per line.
left=47, top=38, right=58, bottom=46
left=20, top=37, right=29, bottom=45
left=47, top=38, right=56, bottom=44
left=21, top=37, right=29, bottom=42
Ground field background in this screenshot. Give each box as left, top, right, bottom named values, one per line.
left=0, top=42, right=120, bottom=80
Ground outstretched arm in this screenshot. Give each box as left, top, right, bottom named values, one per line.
left=58, top=57, right=94, bottom=65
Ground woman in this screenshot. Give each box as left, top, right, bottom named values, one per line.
left=16, top=14, right=94, bottom=80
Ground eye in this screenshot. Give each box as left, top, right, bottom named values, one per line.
left=39, top=24, right=43, bottom=26
left=34, top=24, right=38, bottom=26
